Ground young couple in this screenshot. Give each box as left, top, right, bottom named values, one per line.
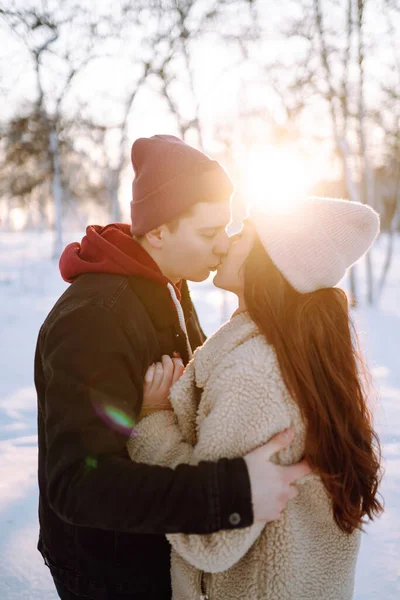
left=35, top=134, right=383, bottom=600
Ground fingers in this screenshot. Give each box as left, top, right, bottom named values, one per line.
left=172, top=357, right=184, bottom=385
left=273, top=484, right=299, bottom=519
left=145, top=356, right=174, bottom=391
left=282, top=459, right=312, bottom=485
left=152, top=361, right=164, bottom=390
left=144, top=364, right=155, bottom=385
left=287, top=485, right=299, bottom=501
left=145, top=356, right=183, bottom=389
left=262, top=428, right=294, bottom=460
left=143, top=355, right=183, bottom=408
left=161, top=354, right=174, bottom=384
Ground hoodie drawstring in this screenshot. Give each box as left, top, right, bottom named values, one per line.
left=167, top=283, right=193, bottom=361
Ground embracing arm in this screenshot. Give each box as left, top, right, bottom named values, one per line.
left=39, top=304, right=253, bottom=535
left=128, top=355, right=302, bottom=572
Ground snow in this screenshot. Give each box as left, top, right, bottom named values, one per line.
left=0, top=230, right=399, bottom=599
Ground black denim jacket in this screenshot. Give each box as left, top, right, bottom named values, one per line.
left=35, top=273, right=253, bottom=598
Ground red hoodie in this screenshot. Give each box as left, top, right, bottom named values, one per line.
left=59, top=223, right=182, bottom=300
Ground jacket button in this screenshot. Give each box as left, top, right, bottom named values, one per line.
left=228, top=512, right=241, bottom=526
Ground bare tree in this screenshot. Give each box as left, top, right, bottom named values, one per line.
left=253, top=0, right=380, bottom=305
left=1, top=0, right=399, bottom=306
left=375, top=0, right=400, bottom=298
left=149, top=0, right=258, bottom=149
left=106, top=64, right=152, bottom=222
left=0, top=2, right=107, bottom=256
left=356, top=0, right=375, bottom=303
left=225, top=0, right=395, bottom=305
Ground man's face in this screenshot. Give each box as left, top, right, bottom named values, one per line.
left=160, top=202, right=231, bottom=282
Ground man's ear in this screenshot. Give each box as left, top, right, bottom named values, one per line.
left=145, top=226, right=166, bottom=249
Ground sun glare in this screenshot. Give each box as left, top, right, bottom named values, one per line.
left=241, top=145, right=322, bottom=215
left=9, top=207, right=27, bottom=231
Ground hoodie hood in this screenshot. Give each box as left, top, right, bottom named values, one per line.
left=59, top=223, right=182, bottom=299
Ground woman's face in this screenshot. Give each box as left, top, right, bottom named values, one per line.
left=213, top=221, right=255, bottom=295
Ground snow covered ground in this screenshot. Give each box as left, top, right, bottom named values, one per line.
left=0, top=229, right=399, bottom=599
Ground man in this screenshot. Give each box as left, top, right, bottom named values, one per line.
left=35, top=135, right=310, bottom=600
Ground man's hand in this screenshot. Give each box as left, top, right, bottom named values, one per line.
left=244, top=428, right=311, bottom=522
left=139, top=355, right=184, bottom=419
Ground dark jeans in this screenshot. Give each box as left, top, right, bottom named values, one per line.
left=54, top=579, right=171, bottom=600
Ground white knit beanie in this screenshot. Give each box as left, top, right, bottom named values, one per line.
left=250, top=197, right=380, bottom=294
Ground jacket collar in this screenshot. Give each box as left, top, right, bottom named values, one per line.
left=168, top=312, right=260, bottom=446
left=193, top=311, right=259, bottom=388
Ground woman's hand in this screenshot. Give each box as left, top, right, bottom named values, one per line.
left=139, top=355, right=185, bottom=420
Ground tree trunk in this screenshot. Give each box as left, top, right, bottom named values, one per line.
left=377, top=229, right=395, bottom=302
left=336, top=137, right=360, bottom=305
left=49, top=129, right=64, bottom=259
left=3, top=196, right=13, bottom=231
left=357, top=0, right=375, bottom=304
left=348, top=266, right=357, bottom=307
left=364, top=245, right=374, bottom=304
left=378, top=196, right=399, bottom=300
left=111, top=169, right=122, bottom=222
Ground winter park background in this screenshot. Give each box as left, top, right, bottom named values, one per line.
left=0, top=230, right=400, bottom=600
left=1, top=0, right=400, bottom=598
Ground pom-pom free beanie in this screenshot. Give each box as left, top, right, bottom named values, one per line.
left=251, top=197, right=380, bottom=293
left=130, top=135, right=234, bottom=235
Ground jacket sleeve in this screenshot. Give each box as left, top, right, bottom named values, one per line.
left=129, top=355, right=295, bottom=573
left=127, top=410, right=194, bottom=467
left=40, top=303, right=253, bottom=535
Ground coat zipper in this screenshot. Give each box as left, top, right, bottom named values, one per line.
left=198, top=570, right=211, bottom=600
left=197, top=571, right=210, bottom=600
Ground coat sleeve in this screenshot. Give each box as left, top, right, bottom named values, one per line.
left=129, top=349, right=298, bottom=573
left=128, top=411, right=266, bottom=572
left=127, top=410, right=194, bottom=467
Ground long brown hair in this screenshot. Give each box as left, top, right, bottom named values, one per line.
left=244, top=236, right=383, bottom=534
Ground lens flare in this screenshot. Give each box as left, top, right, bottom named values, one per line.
left=104, top=406, right=135, bottom=428
left=93, top=403, right=137, bottom=436
left=85, top=456, right=98, bottom=469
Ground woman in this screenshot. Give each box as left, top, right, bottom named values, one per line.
left=127, top=196, right=383, bottom=600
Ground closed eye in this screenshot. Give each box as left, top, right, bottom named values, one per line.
left=230, top=232, right=243, bottom=243
left=199, top=226, right=225, bottom=239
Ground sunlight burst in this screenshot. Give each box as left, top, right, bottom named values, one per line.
left=241, top=145, right=323, bottom=215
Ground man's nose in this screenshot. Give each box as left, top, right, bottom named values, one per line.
left=213, top=231, right=230, bottom=257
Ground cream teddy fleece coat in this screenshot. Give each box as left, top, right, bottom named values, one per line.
left=127, top=312, right=361, bottom=600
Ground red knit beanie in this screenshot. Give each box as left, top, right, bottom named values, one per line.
left=130, top=135, right=234, bottom=235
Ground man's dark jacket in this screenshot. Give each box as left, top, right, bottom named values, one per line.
left=35, top=224, right=253, bottom=599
